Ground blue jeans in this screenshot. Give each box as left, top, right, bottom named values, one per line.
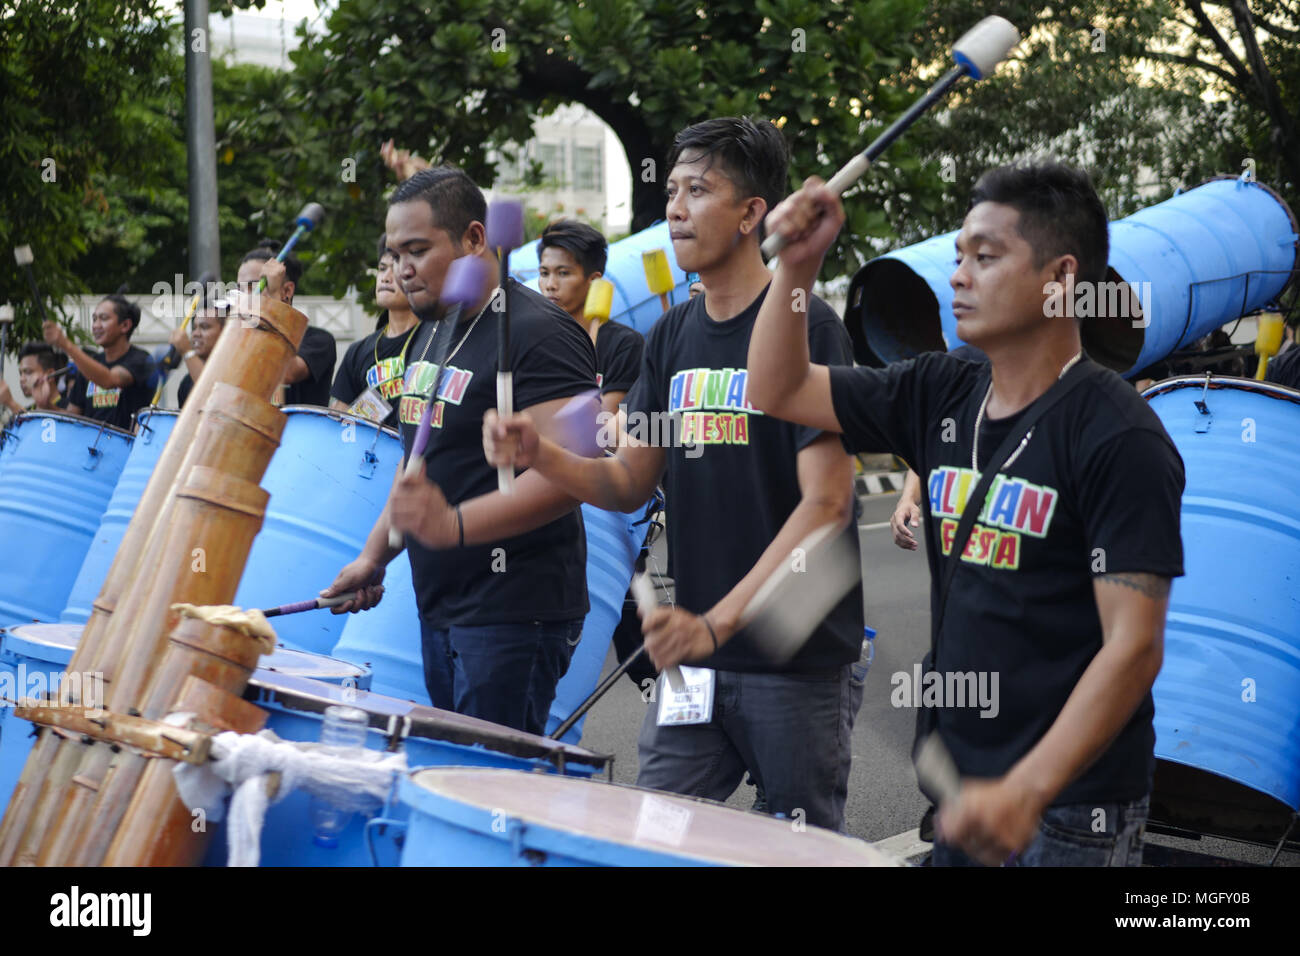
left=636, top=666, right=854, bottom=832
left=420, top=618, right=583, bottom=736
left=932, top=795, right=1149, bottom=867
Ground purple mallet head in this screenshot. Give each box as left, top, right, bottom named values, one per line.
left=551, top=389, right=603, bottom=458
left=485, top=200, right=525, bottom=253
left=440, top=255, right=491, bottom=307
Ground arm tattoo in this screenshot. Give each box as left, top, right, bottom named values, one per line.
left=1097, top=572, right=1171, bottom=599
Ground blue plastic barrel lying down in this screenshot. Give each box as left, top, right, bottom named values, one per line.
left=0, top=413, right=133, bottom=626
left=545, top=504, right=645, bottom=743
left=202, top=673, right=611, bottom=867
left=61, top=408, right=179, bottom=624
left=330, top=552, right=430, bottom=706
left=508, top=220, right=690, bottom=336
left=396, top=767, right=901, bottom=867
left=233, top=408, right=404, bottom=656
left=1144, top=376, right=1300, bottom=833
left=846, top=176, right=1299, bottom=377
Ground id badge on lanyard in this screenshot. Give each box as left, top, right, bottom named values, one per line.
left=656, top=666, right=715, bottom=726
left=347, top=386, right=392, bottom=423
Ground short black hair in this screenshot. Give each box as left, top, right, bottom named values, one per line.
left=538, top=220, right=608, bottom=275
left=100, top=294, right=141, bottom=338
left=666, top=117, right=790, bottom=229
left=389, top=165, right=486, bottom=245
left=19, top=341, right=65, bottom=374
left=376, top=233, right=389, bottom=262
left=969, top=161, right=1109, bottom=286
left=241, top=240, right=303, bottom=287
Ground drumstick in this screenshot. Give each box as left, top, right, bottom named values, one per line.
left=742, top=521, right=863, bottom=664
left=13, top=245, right=52, bottom=327
left=261, top=592, right=361, bottom=618
left=387, top=255, right=489, bottom=549
left=642, top=248, right=674, bottom=313
left=549, top=573, right=684, bottom=741
left=760, top=15, right=1020, bottom=259
left=149, top=270, right=217, bottom=401
left=631, top=572, right=685, bottom=693
left=486, top=200, right=525, bottom=495
left=0, top=304, right=11, bottom=377
left=914, top=733, right=962, bottom=805
left=255, top=203, right=325, bottom=295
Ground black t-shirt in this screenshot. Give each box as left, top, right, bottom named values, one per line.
left=284, top=326, right=337, bottom=407
left=1265, top=345, right=1300, bottom=390
left=396, top=279, right=598, bottom=627
left=594, top=320, right=644, bottom=395
left=828, top=352, right=1186, bottom=805
left=624, top=286, right=863, bottom=674
left=69, top=345, right=155, bottom=430
left=177, top=372, right=194, bottom=408
left=330, top=322, right=420, bottom=429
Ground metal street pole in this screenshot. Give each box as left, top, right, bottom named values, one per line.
left=185, top=0, right=221, bottom=282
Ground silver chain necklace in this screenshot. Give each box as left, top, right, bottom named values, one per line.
left=971, top=352, right=1083, bottom=472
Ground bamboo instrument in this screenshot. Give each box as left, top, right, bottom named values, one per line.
left=0, top=295, right=305, bottom=865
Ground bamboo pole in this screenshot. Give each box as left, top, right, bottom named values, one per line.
left=0, top=295, right=305, bottom=865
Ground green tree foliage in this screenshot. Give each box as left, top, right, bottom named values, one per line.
left=4, top=0, right=1294, bottom=361
left=903, top=1, right=1297, bottom=241
left=266, top=0, right=941, bottom=294
left=0, top=0, right=172, bottom=345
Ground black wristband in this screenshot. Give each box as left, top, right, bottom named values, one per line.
left=455, top=504, right=464, bottom=548
left=702, top=615, right=719, bottom=652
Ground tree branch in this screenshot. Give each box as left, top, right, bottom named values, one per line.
left=1228, top=0, right=1300, bottom=171
left=1183, top=0, right=1252, bottom=81
left=516, top=48, right=667, bottom=231
left=1144, top=50, right=1248, bottom=91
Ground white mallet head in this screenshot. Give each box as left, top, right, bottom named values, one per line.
left=0, top=305, right=14, bottom=324
left=14, top=245, right=34, bottom=267
left=951, top=15, right=1021, bottom=80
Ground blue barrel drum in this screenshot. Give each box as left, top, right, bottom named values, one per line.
left=202, top=672, right=611, bottom=867
left=233, top=407, right=404, bottom=656
left=396, top=767, right=901, bottom=867
left=0, top=412, right=134, bottom=626
left=1144, top=376, right=1300, bottom=846
left=61, top=408, right=179, bottom=623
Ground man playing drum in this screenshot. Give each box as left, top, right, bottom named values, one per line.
left=322, top=166, right=599, bottom=737
left=744, top=160, right=1185, bottom=866
left=239, top=241, right=336, bottom=407
left=483, top=117, right=864, bottom=832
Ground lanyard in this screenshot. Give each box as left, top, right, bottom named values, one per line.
left=411, top=287, right=500, bottom=397
left=374, top=321, right=418, bottom=384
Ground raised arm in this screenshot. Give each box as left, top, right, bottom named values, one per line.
left=44, top=322, right=133, bottom=390
left=747, top=177, right=849, bottom=434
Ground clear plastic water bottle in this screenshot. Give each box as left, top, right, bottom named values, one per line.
left=852, top=626, right=877, bottom=685
left=849, top=626, right=876, bottom=719
left=311, top=704, right=369, bottom=848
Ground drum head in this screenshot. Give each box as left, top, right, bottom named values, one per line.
left=257, top=645, right=371, bottom=687
left=0, top=622, right=82, bottom=667
left=280, top=405, right=399, bottom=439
left=10, top=410, right=134, bottom=438
left=402, top=767, right=901, bottom=867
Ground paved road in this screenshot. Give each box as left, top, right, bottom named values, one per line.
left=574, top=490, right=1299, bottom=866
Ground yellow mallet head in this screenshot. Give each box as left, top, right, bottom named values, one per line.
left=583, top=278, right=614, bottom=325
left=642, top=248, right=674, bottom=296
